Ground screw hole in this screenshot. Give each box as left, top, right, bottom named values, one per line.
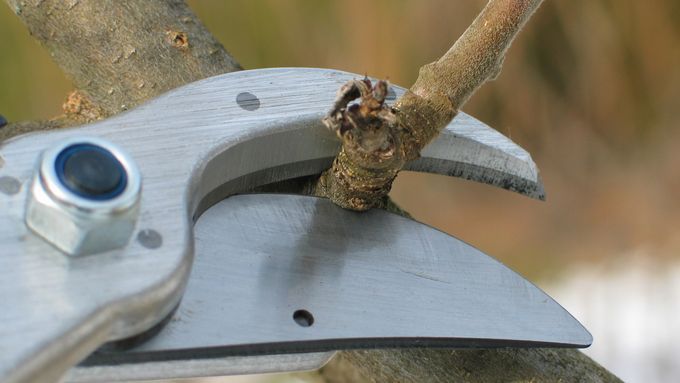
left=293, top=309, right=314, bottom=327
left=137, top=229, right=163, bottom=249
left=236, top=92, right=260, bottom=111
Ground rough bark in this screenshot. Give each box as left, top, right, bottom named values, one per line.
left=5, top=0, right=241, bottom=122
left=314, top=0, right=543, bottom=210
left=3, top=1, right=620, bottom=382
left=318, top=349, right=622, bottom=383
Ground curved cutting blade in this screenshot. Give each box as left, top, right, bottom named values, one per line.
left=72, top=194, right=590, bottom=381
left=0, top=68, right=543, bottom=382
left=410, top=111, right=544, bottom=200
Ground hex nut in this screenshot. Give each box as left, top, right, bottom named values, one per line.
left=25, top=137, right=141, bottom=256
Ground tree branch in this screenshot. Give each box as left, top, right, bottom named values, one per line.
left=319, top=349, right=621, bottom=383
left=4, top=0, right=241, bottom=122
left=3, top=1, right=619, bottom=381
left=314, top=0, right=543, bottom=210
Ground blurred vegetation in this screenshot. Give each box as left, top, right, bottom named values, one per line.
left=1, top=0, right=678, bottom=279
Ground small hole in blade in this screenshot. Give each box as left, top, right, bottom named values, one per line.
left=293, top=309, right=314, bottom=327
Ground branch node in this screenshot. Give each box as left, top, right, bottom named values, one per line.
left=316, top=78, right=405, bottom=211
left=62, top=90, right=106, bottom=123
left=166, top=30, right=189, bottom=50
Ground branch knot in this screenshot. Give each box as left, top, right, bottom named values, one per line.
left=316, top=78, right=406, bottom=210
left=323, top=78, right=401, bottom=164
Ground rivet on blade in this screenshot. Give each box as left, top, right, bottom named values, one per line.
left=236, top=92, right=260, bottom=111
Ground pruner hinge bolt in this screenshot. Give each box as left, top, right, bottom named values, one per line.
left=25, top=137, right=142, bottom=256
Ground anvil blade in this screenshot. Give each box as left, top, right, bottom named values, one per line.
left=69, top=194, right=589, bottom=382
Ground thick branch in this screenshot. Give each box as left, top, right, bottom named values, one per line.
left=410, top=0, right=541, bottom=111
left=5, top=0, right=241, bottom=121
left=315, top=0, right=543, bottom=210
left=319, top=349, right=621, bottom=383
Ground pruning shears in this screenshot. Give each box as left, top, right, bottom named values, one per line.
left=0, top=68, right=590, bottom=383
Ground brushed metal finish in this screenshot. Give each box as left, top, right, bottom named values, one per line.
left=407, top=113, right=543, bottom=199
left=25, top=137, right=142, bottom=256
left=0, top=68, right=543, bottom=382
left=76, top=194, right=590, bottom=380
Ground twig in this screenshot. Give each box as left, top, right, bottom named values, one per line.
left=314, top=0, right=544, bottom=210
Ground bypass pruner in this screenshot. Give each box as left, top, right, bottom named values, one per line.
left=0, top=68, right=590, bottom=383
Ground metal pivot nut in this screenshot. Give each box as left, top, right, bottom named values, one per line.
left=25, top=137, right=142, bottom=256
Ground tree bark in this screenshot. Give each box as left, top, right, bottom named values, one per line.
left=318, top=349, right=621, bottom=383
left=3, top=1, right=620, bottom=382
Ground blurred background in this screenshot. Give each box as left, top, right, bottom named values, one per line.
left=2, top=1, right=678, bottom=381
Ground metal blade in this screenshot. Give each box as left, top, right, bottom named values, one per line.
left=410, top=112, right=544, bottom=200
left=0, top=68, right=543, bottom=382
left=69, top=194, right=590, bottom=382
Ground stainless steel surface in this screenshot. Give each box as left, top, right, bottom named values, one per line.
left=74, top=194, right=590, bottom=380
left=0, top=68, right=544, bottom=382
left=25, top=137, right=141, bottom=256
left=66, top=352, right=335, bottom=382
left=406, top=113, right=544, bottom=200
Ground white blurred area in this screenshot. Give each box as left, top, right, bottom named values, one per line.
left=546, top=253, right=680, bottom=383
